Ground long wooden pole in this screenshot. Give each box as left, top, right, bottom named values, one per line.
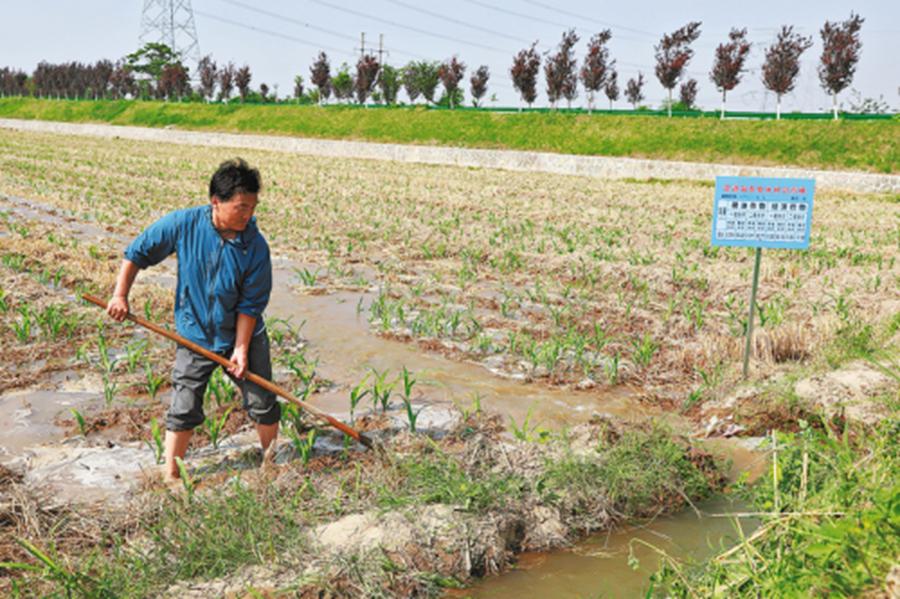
left=742, top=248, right=762, bottom=379
left=82, top=294, right=374, bottom=449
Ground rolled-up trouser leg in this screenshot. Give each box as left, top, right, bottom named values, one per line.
left=229, top=330, right=281, bottom=425
left=166, top=345, right=217, bottom=431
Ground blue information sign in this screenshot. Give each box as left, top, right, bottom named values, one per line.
left=711, top=176, right=815, bottom=249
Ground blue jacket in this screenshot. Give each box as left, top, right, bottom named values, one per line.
left=124, top=205, right=272, bottom=353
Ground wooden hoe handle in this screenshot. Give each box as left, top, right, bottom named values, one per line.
left=81, top=293, right=373, bottom=449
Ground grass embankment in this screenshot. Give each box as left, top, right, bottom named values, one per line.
left=650, top=407, right=899, bottom=596
left=1, top=413, right=722, bottom=596
left=0, top=97, right=897, bottom=173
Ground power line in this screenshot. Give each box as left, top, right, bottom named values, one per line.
left=519, top=0, right=658, bottom=38
left=460, top=0, right=648, bottom=44
left=215, top=0, right=358, bottom=44
left=305, top=0, right=511, bottom=55
left=384, top=0, right=532, bottom=45
left=194, top=10, right=354, bottom=57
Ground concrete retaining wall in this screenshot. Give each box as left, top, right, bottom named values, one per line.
left=1, top=118, right=896, bottom=193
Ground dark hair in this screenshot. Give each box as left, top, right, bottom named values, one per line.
left=209, top=158, right=261, bottom=201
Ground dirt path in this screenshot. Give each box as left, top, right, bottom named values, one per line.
left=0, top=118, right=896, bottom=193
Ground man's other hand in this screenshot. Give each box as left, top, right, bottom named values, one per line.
left=107, top=296, right=129, bottom=322
left=228, top=348, right=249, bottom=379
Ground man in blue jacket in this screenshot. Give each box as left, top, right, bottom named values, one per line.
left=107, top=158, right=280, bottom=481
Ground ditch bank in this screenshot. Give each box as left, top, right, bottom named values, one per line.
left=1, top=118, right=897, bottom=193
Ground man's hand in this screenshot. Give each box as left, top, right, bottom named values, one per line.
left=228, top=347, right=249, bottom=379
left=107, top=296, right=129, bottom=322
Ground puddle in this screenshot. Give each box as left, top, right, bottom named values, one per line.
left=0, top=388, right=100, bottom=461
left=461, top=496, right=758, bottom=599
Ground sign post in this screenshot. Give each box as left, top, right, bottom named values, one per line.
left=710, top=176, right=815, bottom=378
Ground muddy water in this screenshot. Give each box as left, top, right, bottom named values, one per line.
left=463, top=497, right=757, bottom=599
left=267, top=269, right=646, bottom=429
left=0, top=387, right=99, bottom=461
left=464, top=443, right=767, bottom=598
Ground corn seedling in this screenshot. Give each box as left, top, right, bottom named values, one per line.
left=295, top=267, right=320, bottom=287
left=370, top=368, right=394, bottom=412
left=400, top=366, right=416, bottom=401
left=401, top=395, right=424, bottom=433
left=11, top=305, right=33, bottom=343
left=101, top=374, right=117, bottom=406
left=174, top=457, right=195, bottom=501
left=289, top=428, right=318, bottom=465
left=508, top=406, right=549, bottom=443
left=348, top=374, right=370, bottom=422
left=203, top=407, right=233, bottom=449
left=631, top=334, right=658, bottom=368
left=605, top=352, right=621, bottom=385
left=70, top=408, right=88, bottom=437
left=147, top=417, right=164, bottom=464
left=124, top=339, right=147, bottom=373
left=144, top=362, right=165, bottom=401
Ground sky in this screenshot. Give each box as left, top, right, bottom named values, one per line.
left=2, top=0, right=898, bottom=112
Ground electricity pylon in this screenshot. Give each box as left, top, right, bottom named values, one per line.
left=139, top=0, right=201, bottom=72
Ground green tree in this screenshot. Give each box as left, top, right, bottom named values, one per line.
left=125, top=42, right=185, bottom=99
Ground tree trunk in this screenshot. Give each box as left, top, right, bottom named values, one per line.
left=721, top=90, right=726, bottom=120
left=776, top=95, right=782, bottom=120
left=832, top=91, right=838, bottom=120
left=667, top=88, right=672, bottom=117
left=588, top=92, right=593, bottom=114
left=609, top=98, right=612, bottom=110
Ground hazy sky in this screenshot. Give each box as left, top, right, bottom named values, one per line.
left=2, top=0, right=898, bottom=112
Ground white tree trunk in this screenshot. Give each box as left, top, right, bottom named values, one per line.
left=588, top=91, right=593, bottom=114
left=832, top=91, right=838, bottom=120
left=667, top=88, right=673, bottom=117
left=721, top=90, right=726, bottom=120
left=776, top=95, right=782, bottom=120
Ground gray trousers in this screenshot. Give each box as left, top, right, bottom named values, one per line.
left=166, top=330, right=281, bottom=431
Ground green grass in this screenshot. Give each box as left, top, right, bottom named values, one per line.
left=0, top=97, right=897, bottom=173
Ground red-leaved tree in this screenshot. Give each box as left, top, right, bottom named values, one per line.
left=355, top=54, right=380, bottom=105
left=762, top=26, right=813, bottom=119
left=470, top=65, right=489, bottom=107
left=710, top=28, right=751, bottom=118
left=510, top=42, right=541, bottom=110
left=655, top=22, right=702, bottom=117
left=235, top=65, right=252, bottom=103
left=545, top=29, right=579, bottom=109
left=819, top=13, right=864, bottom=120
left=310, top=52, right=331, bottom=105
left=197, top=55, right=217, bottom=102
left=625, top=73, right=645, bottom=109
left=679, top=79, right=698, bottom=109
left=438, top=56, right=466, bottom=109
left=580, top=30, right=613, bottom=113
left=218, top=62, right=235, bottom=102
left=604, top=69, right=619, bottom=110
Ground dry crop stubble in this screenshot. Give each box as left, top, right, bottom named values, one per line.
left=0, top=128, right=897, bottom=408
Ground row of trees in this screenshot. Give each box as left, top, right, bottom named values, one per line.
left=505, top=13, right=864, bottom=119
left=0, top=14, right=869, bottom=117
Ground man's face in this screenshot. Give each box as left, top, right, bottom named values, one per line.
left=212, top=192, right=258, bottom=232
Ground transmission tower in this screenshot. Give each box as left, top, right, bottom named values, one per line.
left=139, top=0, right=201, bottom=71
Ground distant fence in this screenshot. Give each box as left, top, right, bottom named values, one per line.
left=424, top=105, right=898, bottom=121
left=0, top=95, right=896, bottom=121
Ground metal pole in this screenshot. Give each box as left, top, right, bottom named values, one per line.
left=743, top=247, right=762, bottom=378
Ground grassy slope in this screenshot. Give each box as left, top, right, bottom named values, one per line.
left=0, top=97, right=896, bottom=173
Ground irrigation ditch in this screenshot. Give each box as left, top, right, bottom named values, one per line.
left=0, top=124, right=897, bottom=596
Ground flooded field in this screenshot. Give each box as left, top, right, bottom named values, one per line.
left=0, top=126, right=897, bottom=596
